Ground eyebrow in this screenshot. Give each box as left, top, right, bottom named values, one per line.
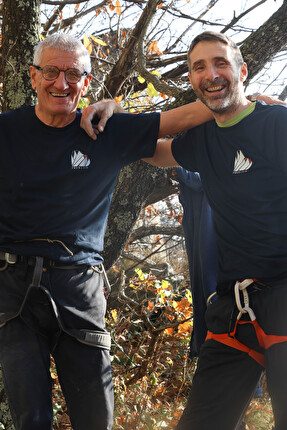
left=191, top=56, right=230, bottom=70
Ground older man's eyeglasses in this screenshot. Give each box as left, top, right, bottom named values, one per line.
left=33, top=65, right=88, bottom=84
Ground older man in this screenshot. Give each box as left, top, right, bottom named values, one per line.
left=0, top=33, right=215, bottom=430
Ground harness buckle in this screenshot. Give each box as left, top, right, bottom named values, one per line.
left=5, top=253, right=17, bottom=264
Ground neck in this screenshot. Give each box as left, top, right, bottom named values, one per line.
left=212, top=94, right=252, bottom=123
left=35, top=105, right=76, bottom=127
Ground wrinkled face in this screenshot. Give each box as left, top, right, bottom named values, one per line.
left=30, top=48, right=92, bottom=126
left=188, top=41, right=247, bottom=115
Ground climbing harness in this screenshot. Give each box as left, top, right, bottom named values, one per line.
left=206, top=279, right=287, bottom=367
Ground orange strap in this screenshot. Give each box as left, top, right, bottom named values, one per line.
left=206, top=319, right=287, bottom=367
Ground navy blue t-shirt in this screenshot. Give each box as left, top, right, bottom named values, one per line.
left=172, top=101, right=287, bottom=287
left=0, top=106, right=160, bottom=265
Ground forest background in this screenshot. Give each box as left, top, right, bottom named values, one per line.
left=0, top=0, right=286, bottom=428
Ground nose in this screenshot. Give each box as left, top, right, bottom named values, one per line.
left=54, top=71, right=69, bottom=89
left=205, top=65, right=219, bottom=81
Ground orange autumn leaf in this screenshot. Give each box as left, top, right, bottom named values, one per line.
left=148, top=41, right=162, bottom=56
left=75, top=3, right=80, bottom=13
left=115, top=0, right=121, bottom=15
left=114, top=95, right=123, bottom=103
left=147, top=301, right=154, bottom=311
left=159, top=92, right=167, bottom=99
left=178, top=321, right=192, bottom=334
left=164, top=327, right=173, bottom=335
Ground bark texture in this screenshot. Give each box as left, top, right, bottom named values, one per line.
left=2, top=0, right=41, bottom=112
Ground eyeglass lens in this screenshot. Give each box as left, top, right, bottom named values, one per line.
left=42, top=66, right=83, bottom=83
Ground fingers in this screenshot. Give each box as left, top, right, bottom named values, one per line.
left=96, top=110, right=113, bottom=133
left=80, top=106, right=98, bottom=140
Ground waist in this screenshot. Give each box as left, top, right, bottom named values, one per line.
left=0, top=251, right=88, bottom=270
left=217, top=275, right=287, bottom=296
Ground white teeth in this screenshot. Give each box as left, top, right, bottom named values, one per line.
left=206, top=86, right=223, bottom=92
left=51, top=93, right=69, bottom=97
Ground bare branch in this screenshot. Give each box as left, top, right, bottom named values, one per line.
left=136, top=0, right=183, bottom=97
left=279, top=85, right=287, bottom=101
left=42, top=0, right=89, bottom=4
left=129, top=224, right=183, bottom=243
left=221, top=0, right=267, bottom=33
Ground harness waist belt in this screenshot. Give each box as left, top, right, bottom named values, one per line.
left=0, top=251, right=87, bottom=269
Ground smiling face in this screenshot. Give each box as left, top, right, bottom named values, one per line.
left=188, top=41, right=248, bottom=120
left=30, top=48, right=92, bottom=127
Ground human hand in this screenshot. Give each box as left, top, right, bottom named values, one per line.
left=247, top=93, right=286, bottom=106
left=80, top=99, right=125, bottom=140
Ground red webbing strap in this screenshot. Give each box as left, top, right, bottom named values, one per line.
left=206, top=329, right=265, bottom=367
left=206, top=319, right=287, bottom=368
left=238, top=319, right=287, bottom=350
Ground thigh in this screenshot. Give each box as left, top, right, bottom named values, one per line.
left=254, top=284, right=287, bottom=430
left=0, top=317, right=53, bottom=430
left=265, top=342, right=287, bottom=430
left=176, top=339, right=262, bottom=430
left=54, top=333, right=114, bottom=430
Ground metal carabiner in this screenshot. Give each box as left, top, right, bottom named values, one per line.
left=234, top=279, right=256, bottom=321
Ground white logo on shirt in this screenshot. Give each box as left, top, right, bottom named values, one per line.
left=233, top=150, right=252, bottom=174
left=71, top=150, right=90, bottom=169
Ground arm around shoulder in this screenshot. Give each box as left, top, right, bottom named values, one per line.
left=143, top=138, right=179, bottom=167
left=159, top=100, right=213, bottom=138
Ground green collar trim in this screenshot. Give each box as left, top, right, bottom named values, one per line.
left=216, top=102, right=256, bottom=128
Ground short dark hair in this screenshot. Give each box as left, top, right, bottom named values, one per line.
left=187, top=31, right=244, bottom=72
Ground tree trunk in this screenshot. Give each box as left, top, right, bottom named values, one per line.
left=241, top=0, right=287, bottom=85
left=103, top=161, right=174, bottom=268
left=2, top=0, right=41, bottom=112
left=0, top=1, right=41, bottom=426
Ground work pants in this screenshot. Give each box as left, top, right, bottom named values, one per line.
left=176, top=279, right=287, bottom=430
left=0, top=263, right=114, bottom=430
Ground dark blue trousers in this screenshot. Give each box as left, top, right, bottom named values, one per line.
left=176, top=280, right=287, bottom=430
left=0, top=265, right=114, bottom=430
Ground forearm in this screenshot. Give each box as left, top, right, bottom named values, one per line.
left=248, top=94, right=287, bottom=106
left=159, top=101, right=213, bottom=138
left=143, top=139, right=178, bottom=167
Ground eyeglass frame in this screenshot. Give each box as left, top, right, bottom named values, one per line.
left=33, top=65, right=88, bottom=84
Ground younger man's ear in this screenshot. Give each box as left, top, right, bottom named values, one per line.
left=240, top=63, right=248, bottom=82
left=188, top=72, right=193, bottom=88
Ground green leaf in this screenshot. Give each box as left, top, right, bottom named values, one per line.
left=147, top=82, right=158, bottom=98
left=138, top=75, right=145, bottom=83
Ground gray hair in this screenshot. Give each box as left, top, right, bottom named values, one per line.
left=33, top=33, right=91, bottom=73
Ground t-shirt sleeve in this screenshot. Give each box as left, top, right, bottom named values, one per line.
left=171, top=129, right=198, bottom=172
left=104, top=112, right=160, bottom=165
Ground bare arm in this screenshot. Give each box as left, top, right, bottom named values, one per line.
left=142, top=138, right=178, bottom=167
left=247, top=94, right=287, bottom=106
left=81, top=98, right=213, bottom=140
left=158, top=101, right=213, bottom=138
